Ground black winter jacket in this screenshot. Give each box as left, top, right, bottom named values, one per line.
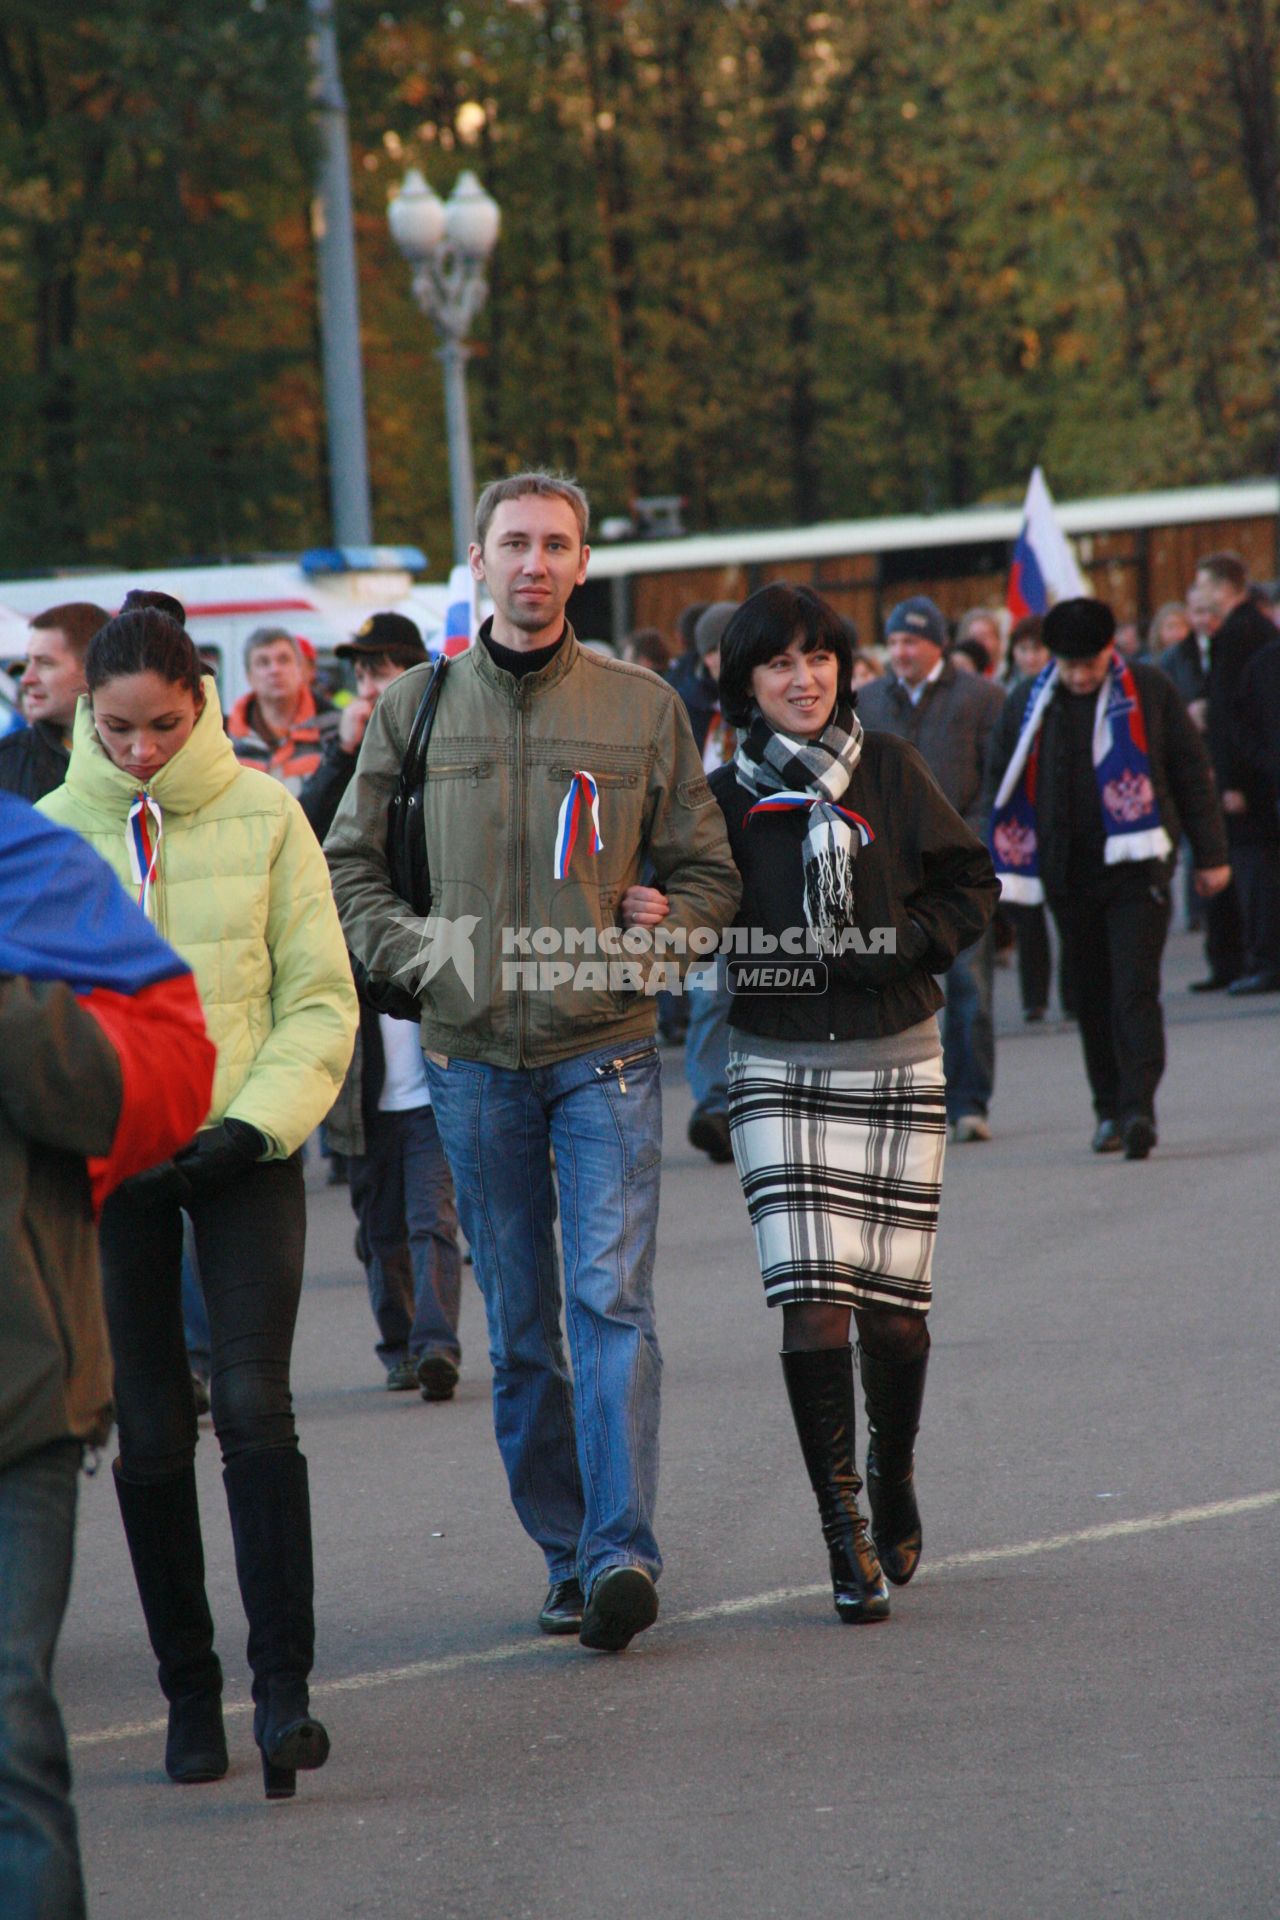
left=298, top=735, right=358, bottom=844
left=0, top=720, right=70, bottom=802
left=1207, top=600, right=1279, bottom=846
left=984, top=660, right=1228, bottom=899
left=710, top=733, right=999, bottom=1045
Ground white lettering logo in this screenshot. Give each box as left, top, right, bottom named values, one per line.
left=389, top=911, right=482, bottom=999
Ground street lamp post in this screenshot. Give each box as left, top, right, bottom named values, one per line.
left=388, top=168, right=501, bottom=567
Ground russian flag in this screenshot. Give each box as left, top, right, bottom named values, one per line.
left=442, top=563, right=476, bottom=657
left=2, top=794, right=216, bottom=1206
left=1007, top=466, right=1090, bottom=619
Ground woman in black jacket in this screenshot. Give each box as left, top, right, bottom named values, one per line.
left=710, top=585, right=998, bottom=1623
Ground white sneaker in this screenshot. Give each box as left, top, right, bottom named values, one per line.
left=951, top=1114, right=992, bottom=1143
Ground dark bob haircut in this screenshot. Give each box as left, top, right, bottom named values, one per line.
left=85, top=590, right=204, bottom=703
left=717, top=583, right=855, bottom=729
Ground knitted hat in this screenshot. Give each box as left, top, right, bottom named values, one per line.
left=1042, top=598, right=1116, bottom=660
left=884, top=595, right=947, bottom=650
left=694, top=602, right=738, bottom=658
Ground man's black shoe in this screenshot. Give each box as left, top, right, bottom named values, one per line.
left=1226, top=970, right=1280, bottom=996
left=578, top=1566, right=659, bottom=1652
left=1122, top=1116, right=1157, bottom=1160
left=688, top=1107, right=733, bottom=1164
left=538, top=1578, right=585, bottom=1635
left=1091, top=1119, right=1122, bottom=1154
left=416, top=1353, right=459, bottom=1401
left=1189, top=973, right=1238, bottom=993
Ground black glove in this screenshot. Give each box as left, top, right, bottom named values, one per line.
left=117, top=1158, right=193, bottom=1208
left=175, top=1118, right=270, bottom=1189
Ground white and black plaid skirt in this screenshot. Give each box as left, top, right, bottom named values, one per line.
left=726, top=1053, right=947, bottom=1312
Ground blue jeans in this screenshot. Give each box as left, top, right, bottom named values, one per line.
left=0, top=1439, right=86, bottom=1920
left=425, top=1039, right=663, bottom=1591
left=684, top=958, right=731, bottom=1117
left=348, top=1104, right=462, bottom=1370
left=941, top=928, right=995, bottom=1122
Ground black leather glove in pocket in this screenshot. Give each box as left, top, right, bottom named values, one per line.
left=175, top=1118, right=270, bottom=1190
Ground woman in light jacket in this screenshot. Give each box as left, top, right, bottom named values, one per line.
left=41, top=592, right=357, bottom=1798
left=709, top=585, right=998, bottom=1625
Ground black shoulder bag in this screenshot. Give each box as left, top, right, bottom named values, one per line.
left=352, top=654, right=451, bottom=1022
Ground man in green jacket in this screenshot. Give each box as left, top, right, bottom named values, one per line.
left=327, top=472, right=740, bottom=1652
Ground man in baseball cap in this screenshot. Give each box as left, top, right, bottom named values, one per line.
left=301, top=611, right=466, bottom=1409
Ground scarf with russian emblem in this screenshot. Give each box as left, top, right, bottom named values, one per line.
left=734, top=697, right=871, bottom=943
left=990, top=657, right=1172, bottom=904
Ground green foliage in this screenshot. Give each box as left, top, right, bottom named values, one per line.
left=1, top=0, right=1279, bottom=570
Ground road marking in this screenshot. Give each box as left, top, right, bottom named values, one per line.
left=70, top=1488, right=1279, bottom=1752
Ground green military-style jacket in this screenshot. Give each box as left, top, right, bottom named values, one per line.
left=325, top=624, right=741, bottom=1068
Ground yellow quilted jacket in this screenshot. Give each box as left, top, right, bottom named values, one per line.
left=40, top=679, right=356, bottom=1156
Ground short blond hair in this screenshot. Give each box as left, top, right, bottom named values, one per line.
left=474, top=471, right=589, bottom=549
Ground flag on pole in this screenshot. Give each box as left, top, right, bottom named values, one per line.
left=1006, top=466, right=1091, bottom=618
left=442, top=563, right=476, bottom=656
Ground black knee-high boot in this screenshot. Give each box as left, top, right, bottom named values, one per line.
left=780, top=1347, right=890, bottom=1625
left=858, top=1337, right=929, bottom=1586
left=112, top=1462, right=228, bottom=1783
left=222, top=1447, right=329, bottom=1800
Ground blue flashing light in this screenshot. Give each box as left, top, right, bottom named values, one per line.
left=301, top=546, right=428, bottom=576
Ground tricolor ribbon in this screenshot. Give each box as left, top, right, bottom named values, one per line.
left=745, top=792, right=875, bottom=846
left=126, top=792, right=163, bottom=915
left=554, top=771, right=604, bottom=879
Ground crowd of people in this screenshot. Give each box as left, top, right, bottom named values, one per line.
left=1, top=473, right=1277, bottom=1918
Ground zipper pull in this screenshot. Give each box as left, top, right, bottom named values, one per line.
left=614, top=1057, right=628, bottom=1094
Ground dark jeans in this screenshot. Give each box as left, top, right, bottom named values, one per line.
left=99, top=1156, right=306, bottom=1483
left=0, top=1439, right=85, bottom=1920
left=1203, top=875, right=1243, bottom=981
left=1232, top=842, right=1280, bottom=973
left=347, top=1104, right=462, bottom=1371
left=941, top=927, right=995, bottom=1121
left=1050, top=878, right=1172, bottom=1123
left=1008, top=902, right=1076, bottom=1017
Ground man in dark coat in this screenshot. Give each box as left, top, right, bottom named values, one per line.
left=1192, top=551, right=1280, bottom=993
left=0, top=603, right=108, bottom=801
left=986, top=598, right=1231, bottom=1158
left=1236, top=634, right=1280, bottom=794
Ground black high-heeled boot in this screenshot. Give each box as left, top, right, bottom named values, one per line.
left=858, top=1337, right=929, bottom=1586
left=223, top=1447, right=330, bottom=1800
left=780, top=1347, right=890, bottom=1625
left=112, top=1463, right=228, bottom=1784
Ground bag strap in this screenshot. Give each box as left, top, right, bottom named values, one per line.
left=399, top=654, right=450, bottom=795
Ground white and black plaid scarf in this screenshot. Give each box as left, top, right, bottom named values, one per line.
left=734, top=698, right=865, bottom=941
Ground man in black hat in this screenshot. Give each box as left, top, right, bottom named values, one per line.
left=986, top=597, right=1230, bottom=1158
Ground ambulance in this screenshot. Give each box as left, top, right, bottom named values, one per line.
left=0, top=549, right=471, bottom=713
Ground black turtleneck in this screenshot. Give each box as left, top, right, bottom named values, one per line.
left=481, top=625, right=566, bottom=681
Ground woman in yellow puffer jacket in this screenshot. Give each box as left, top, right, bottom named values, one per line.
left=40, top=591, right=357, bottom=1801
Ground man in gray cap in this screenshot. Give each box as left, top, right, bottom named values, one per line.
left=857, top=595, right=1005, bottom=1142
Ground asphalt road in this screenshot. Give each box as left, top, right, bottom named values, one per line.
left=62, top=929, right=1279, bottom=1919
